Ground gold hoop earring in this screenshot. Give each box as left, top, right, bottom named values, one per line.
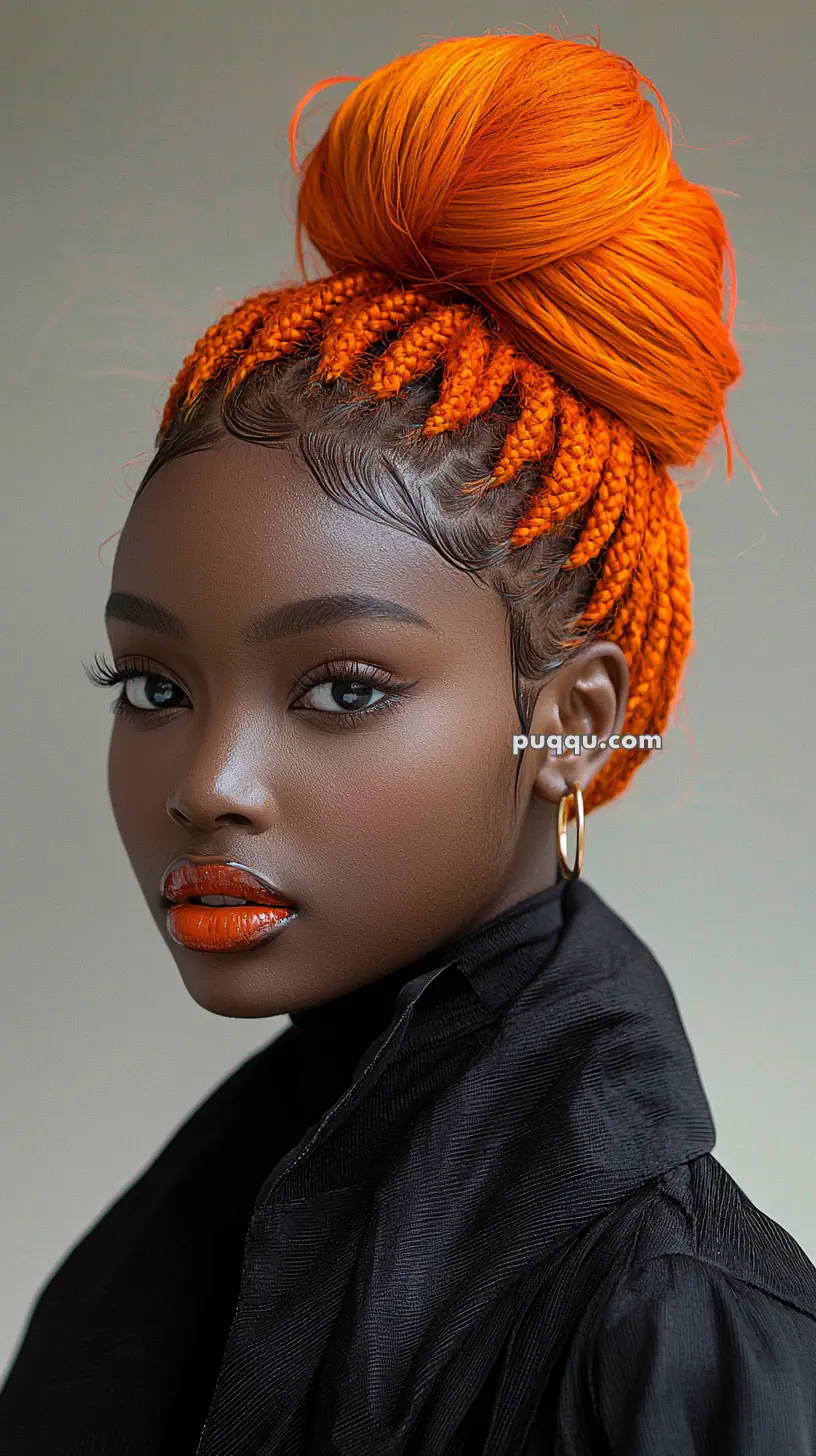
left=557, top=780, right=585, bottom=881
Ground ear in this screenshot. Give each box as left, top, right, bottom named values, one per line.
left=525, top=641, right=630, bottom=806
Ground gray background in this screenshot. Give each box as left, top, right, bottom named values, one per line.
left=1, top=0, right=813, bottom=1383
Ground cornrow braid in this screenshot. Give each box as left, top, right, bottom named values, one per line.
left=160, top=269, right=392, bottom=438
left=156, top=266, right=694, bottom=817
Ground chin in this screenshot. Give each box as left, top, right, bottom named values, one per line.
left=175, top=960, right=298, bottom=1020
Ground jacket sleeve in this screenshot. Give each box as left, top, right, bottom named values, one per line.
left=584, top=1253, right=816, bottom=1454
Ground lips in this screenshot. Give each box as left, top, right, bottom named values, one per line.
left=160, top=859, right=298, bottom=953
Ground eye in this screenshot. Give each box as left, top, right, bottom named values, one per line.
left=290, top=659, right=417, bottom=729
left=82, top=652, right=189, bottom=723
left=299, top=678, right=388, bottom=714
left=122, top=674, right=186, bottom=713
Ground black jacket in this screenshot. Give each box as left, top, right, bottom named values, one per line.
left=1, top=877, right=815, bottom=1454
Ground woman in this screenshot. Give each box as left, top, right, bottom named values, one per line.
left=1, top=30, right=814, bottom=1456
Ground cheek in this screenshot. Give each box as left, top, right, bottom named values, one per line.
left=301, top=708, right=514, bottom=881
left=107, top=726, right=132, bottom=832
left=107, top=725, right=164, bottom=847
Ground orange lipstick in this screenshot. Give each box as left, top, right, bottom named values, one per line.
left=160, top=858, right=298, bottom=953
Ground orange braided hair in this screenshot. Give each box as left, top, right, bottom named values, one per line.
left=153, top=32, right=743, bottom=817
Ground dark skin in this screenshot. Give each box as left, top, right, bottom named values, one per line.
left=104, top=436, right=629, bottom=1018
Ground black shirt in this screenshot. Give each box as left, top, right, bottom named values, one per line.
left=1, top=876, right=814, bottom=1454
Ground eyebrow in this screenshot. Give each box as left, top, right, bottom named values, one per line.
left=104, top=590, right=436, bottom=646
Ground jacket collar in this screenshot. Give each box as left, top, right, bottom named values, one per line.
left=196, top=876, right=716, bottom=1456
left=274, top=874, right=715, bottom=1205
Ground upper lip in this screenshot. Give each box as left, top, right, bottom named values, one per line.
left=160, top=856, right=296, bottom=908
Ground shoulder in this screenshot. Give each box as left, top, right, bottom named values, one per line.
left=111, top=1022, right=302, bottom=1193
left=43, top=1025, right=301, bottom=1283
left=572, top=1250, right=816, bottom=1452
left=595, top=1248, right=816, bottom=1347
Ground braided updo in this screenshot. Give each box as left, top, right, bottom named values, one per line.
left=137, top=32, right=743, bottom=816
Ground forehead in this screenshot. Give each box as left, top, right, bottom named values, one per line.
left=112, top=436, right=499, bottom=636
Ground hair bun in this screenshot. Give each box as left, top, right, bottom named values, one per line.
left=293, top=32, right=742, bottom=471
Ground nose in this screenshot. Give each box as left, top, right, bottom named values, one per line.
left=167, top=801, right=259, bottom=831
left=166, top=729, right=282, bottom=833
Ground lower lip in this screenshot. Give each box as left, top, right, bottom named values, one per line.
left=166, top=903, right=297, bottom=953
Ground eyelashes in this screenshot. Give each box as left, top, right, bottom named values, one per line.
left=82, top=651, right=416, bottom=731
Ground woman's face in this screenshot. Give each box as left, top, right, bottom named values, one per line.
left=105, top=436, right=601, bottom=1018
